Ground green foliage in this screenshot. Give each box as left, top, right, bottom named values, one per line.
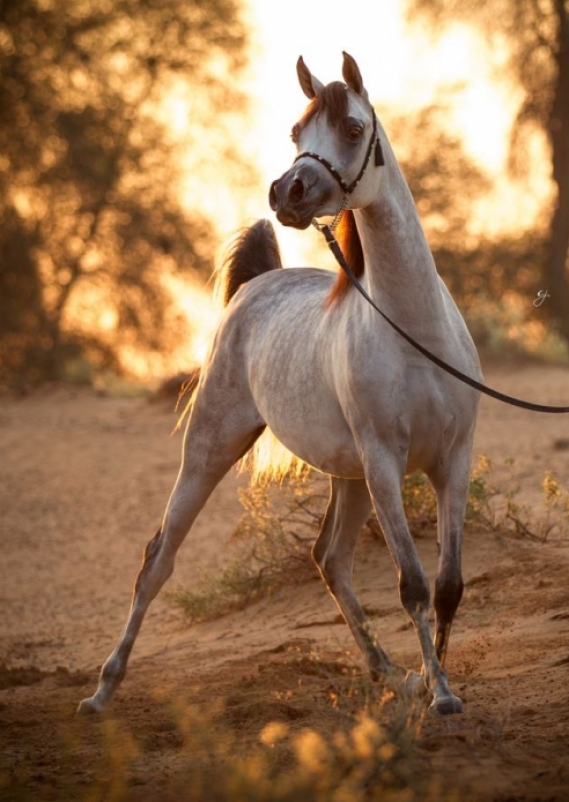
left=405, top=0, right=558, bottom=139
left=464, top=292, right=569, bottom=363
left=464, top=456, right=569, bottom=542
left=405, top=0, right=569, bottom=342
left=400, top=472, right=437, bottom=534
left=540, top=471, right=569, bottom=540
left=465, top=456, right=495, bottom=521
left=169, top=455, right=569, bottom=625
left=167, top=558, right=282, bottom=625
left=0, top=0, right=249, bottom=389
left=165, top=669, right=422, bottom=802
left=387, top=103, right=491, bottom=252
left=167, top=476, right=325, bottom=624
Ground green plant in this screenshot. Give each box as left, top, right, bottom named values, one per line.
left=539, top=471, right=569, bottom=541
left=401, top=472, right=437, bottom=535
left=168, top=454, right=569, bottom=626
left=165, top=653, right=425, bottom=802
left=465, top=456, right=569, bottom=542
left=167, top=474, right=326, bottom=624
left=168, top=461, right=503, bottom=625
left=465, top=455, right=495, bottom=522
left=464, top=292, right=569, bottom=364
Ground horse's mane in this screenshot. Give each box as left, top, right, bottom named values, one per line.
left=327, top=210, right=364, bottom=304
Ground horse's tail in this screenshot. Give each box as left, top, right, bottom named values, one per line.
left=216, top=219, right=283, bottom=306
left=175, top=220, right=282, bottom=432
left=177, top=220, right=302, bottom=483
left=217, top=221, right=307, bottom=484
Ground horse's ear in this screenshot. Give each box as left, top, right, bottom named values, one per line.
left=296, top=56, right=324, bottom=99
left=342, top=51, right=365, bottom=96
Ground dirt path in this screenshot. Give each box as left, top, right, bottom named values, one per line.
left=1, top=363, right=569, bottom=800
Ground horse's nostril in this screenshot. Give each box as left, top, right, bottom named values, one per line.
left=269, top=180, right=279, bottom=210
left=288, top=178, right=305, bottom=204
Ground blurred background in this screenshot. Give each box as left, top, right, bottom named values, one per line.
left=1, top=0, right=568, bottom=392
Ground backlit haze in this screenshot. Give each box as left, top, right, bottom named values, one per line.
left=157, top=0, right=553, bottom=370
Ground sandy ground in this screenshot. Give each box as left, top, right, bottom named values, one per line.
left=1, top=361, right=569, bottom=800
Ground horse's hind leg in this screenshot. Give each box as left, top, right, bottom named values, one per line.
left=78, top=384, right=264, bottom=714
left=313, top=477, right=396, bottom=680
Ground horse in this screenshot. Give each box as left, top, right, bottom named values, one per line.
left=78, top=52, right=481, bottom=717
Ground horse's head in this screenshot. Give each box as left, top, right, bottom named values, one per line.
left=269, top=52, right=384, bottom=229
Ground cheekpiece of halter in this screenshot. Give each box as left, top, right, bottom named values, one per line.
left=295, top=111, right=384, bottom=199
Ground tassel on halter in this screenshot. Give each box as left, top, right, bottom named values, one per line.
left=375, top=138, right=385, bottom=166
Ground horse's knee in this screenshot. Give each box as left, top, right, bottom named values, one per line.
left=399, top=567, right=430, bottom=618
left=434, top=574, right=464, bottom=624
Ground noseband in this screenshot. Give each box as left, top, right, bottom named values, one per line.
left=294, top=110, right=384, bottom=225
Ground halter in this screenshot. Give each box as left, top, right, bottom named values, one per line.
left=295, top=111, right=384, bottom=230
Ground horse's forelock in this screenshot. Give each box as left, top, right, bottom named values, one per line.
left=297, top=81, right=349, bottom=134
left=321, top=81, right=349, bottom=128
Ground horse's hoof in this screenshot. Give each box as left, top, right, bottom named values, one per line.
left=429, top=693, right=464, bottom=716
left=76, top=696, right=103, bottom=715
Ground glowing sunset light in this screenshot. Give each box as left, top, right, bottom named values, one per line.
left=240, top=0, right=551, bottom=250
left=146, top=0, right=554, bottom=379
left=160, top=0, right=552, bottom=262
left=162, top=274, right=222, bottom=366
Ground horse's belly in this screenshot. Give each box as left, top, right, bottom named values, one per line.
left=289, top=437, right=364, bottom=479
left=262, top=406, right=363, bottom=479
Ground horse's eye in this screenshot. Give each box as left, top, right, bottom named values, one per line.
left=347, top=124, right=363, bottom=142
left=344, top=117, right=363, bottom=142
left=291, top=124, right=300, bottom=143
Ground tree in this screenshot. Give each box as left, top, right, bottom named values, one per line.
left=387, top=104, right=491, bottom=250
left=0, top=0, right=248, bottom=389
left=406, top=0, right=569, bottom=340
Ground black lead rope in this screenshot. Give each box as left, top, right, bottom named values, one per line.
left=318, top=223, right=569, bottom=414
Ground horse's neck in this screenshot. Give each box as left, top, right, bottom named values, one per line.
left=356, top=159, right=449, bottom=340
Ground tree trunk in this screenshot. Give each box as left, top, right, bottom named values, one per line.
left=545, top=0, right=569, bottom=341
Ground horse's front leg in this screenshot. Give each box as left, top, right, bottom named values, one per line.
left=365, top=450, right=463, bottom=715
left=430, top=449, right=472, bottom=667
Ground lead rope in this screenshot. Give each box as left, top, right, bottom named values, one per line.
left=313, top=221, right=569, bottom=414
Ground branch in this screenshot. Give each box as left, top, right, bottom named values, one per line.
left=554, top=0, right=569, bottom=43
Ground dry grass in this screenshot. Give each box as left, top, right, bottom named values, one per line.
left=168, top=458, right=569, bottom=626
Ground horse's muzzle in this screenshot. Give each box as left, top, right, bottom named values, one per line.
left=269, top=165, right=332, bottom=229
